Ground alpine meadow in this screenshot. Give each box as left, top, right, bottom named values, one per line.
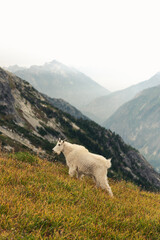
left=0, top=153, right=160, bottom=239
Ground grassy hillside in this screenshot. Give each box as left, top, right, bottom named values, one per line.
left=0, top=153, right=160, bottom=239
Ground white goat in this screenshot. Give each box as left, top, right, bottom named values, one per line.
left=53, top=139, right=113, bottom=197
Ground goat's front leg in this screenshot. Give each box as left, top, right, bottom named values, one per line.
left=68, top=167, right=77, bottom=177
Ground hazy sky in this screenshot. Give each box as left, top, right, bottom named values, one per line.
left=1, top=0, right=160, bottom=91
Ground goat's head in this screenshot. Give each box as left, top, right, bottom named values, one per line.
left=53, top=138, right=66, bottom=155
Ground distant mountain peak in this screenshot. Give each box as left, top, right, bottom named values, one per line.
left=7, top=60, right=110, bottom=108
left=6, top=65, right=26, bottom=72
left=49, top=59, right=62, bottom=65
left=44, top=59, right=64, bottom=67
left=82, top=72, right=160, bottom=124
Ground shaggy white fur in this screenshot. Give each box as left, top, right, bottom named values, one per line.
left=53, top=139, right=113, bottom=197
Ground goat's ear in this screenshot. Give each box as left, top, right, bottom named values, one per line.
left=58, top=138, right=61, bottom=142
left=63, top=139, right=67, bottom=143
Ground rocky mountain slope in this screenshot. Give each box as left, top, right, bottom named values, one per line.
left=0, top=67, right=160, bottom=191
left=43, top=94, right=87, bottom=120
left=8, top=60, right=110, bottom=109
left=104, top=85, right=160, bottom=173
left=82, top=72, right=160, bottom=124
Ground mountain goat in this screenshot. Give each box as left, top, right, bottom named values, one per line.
left=53, top=139, right=113, bottom=197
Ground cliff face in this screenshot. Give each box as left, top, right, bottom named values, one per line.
left=0, top=67, right=160, bottom=191
left=0, top=68, right=15, bottom=115
left=101, top=133, right=160, bottom=191
left=104, top=85, right=160, bottom=173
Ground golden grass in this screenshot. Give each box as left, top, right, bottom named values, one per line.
left=0, top=154, right=160, bottom=239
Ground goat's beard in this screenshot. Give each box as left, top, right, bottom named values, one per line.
left=53, top=150, right=61, bottom=155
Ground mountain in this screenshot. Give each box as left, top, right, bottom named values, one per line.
left=82, top=72, right=160, bottom=124
left=43, top=94, right=88, bottom=120
left=104, top=85, right=160, bottom=173
left=0, top=67, right=160, bottom=191
left=6, top=64, right=26, bottom=72
left=8, top=60, right=110, bottom=109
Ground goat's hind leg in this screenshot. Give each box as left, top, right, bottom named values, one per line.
left=104, top=181, right=113, bottom=197
left=99, top=177, right=113, bottom=197
left=93, top=176, right=100, bottom=187
left=76, top=171, right=84, bottom=180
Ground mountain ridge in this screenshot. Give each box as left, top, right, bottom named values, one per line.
left=104, top=85, right=160, bottom=172
left=7, top=60, right=110, bottom=109
left=42, top=94, right=88, bottom=120
left=82, top=72, right=160, bottom=124
left=0, top=67, right=160, bottom=191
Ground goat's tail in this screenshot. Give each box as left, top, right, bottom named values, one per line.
left=106, top=158, right=112, bottom=169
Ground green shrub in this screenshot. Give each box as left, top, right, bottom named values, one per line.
left=10, top=152, right=38, bottom=164
left=37, top=127, right=47, bottom=136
